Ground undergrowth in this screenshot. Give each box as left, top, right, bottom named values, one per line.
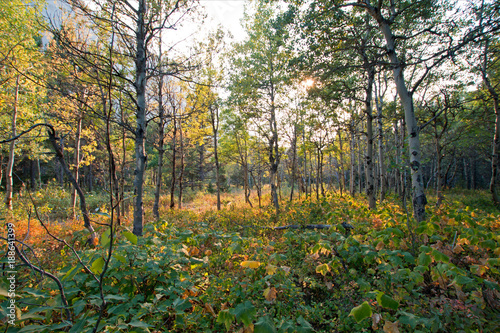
left=0, top=190, right=499, bottom=332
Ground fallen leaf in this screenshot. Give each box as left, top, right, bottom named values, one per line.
left=376, top=241, right=385, bottom=251
left=383, top=320, right=400, bottom=333
left=204, top=303, right=216, bottom=317
left=423, top=234, right=429, bottom=244
left=264, top=245, right=274, bottom=253
left=264, top=287, right=277, bottom=302
left=305, top=253, right=320, bottom=262
left=241, top=261, right=261, bottom=269
left=265, top=264, right=277, bottom=275
left=189, top=247, right=200, bottom=257
left=237, top=324, right=254, bottom=333
left=281, top=266, right=291, bottom=275
left=372, top=313, right=382, bottom=330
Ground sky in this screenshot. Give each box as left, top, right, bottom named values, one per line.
left=200, top=0, right=246, bottom=42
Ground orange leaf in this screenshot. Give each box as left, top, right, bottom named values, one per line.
left=264, top=287, right=277, bottom=302
left=189, top=247, right=200, bottom=257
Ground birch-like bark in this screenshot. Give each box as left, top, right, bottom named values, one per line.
left=289, top=124, right=297, bottom=201
left=178, top=118, right=185, bottom=209
left=210, top=104, right=221, bottom=210
left=374, top=79, right=387, bottom=202
left=170, top=112, right=177, bottom=209
left=5, top=75, right=19, bottom=210
left=269, top=92, right=280, bottom=214
left=153, top=27, right=165, bottom=219
left=357, top=131, right=363, bottom=194
left=349, top=123, right=355, bottom=196
left=364, top=67, right=376, bottom=209
left=71, top=117, right=82, bottom=219
left=365, top=5, right=427, bottom=221
left=132, top=0, right=148, bottom=236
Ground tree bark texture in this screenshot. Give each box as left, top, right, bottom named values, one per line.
left=5, top=75, right=19, bottom=210
left=133, top=0, right=148, bottom=236
left=366, top=6, right=427, bottom=221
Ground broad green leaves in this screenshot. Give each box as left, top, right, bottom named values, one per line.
left=349, top=301, right=372, bottom=323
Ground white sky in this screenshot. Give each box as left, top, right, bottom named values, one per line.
left=200, top=0, right=246, bottom=42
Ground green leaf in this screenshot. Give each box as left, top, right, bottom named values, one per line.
left=69, top=314, right=87, bottom=333
left=453, top=275, right=474, bottom=285
left=254, top=315, right=277, bottom=333
left=128, top=320, right=151, bottom=328
left=418, top=253, right=432, bottom=267
left=173, top=297, right=192, bottom=313
left=113, top=253, right=127, bottom=263
left=18, top=325, right=48, bottom=332
left=100, top=229, right=110, bottom=247
left=232, top=300, right=256, bottom=327
left=95, top=211, right=111, bottom=218
left=216, top=309, right=235, bottom=331
left=62, top=266, right=79, bottom=281
left=431, top=249, right=449, bottom=263
left=91, top=257, right=105, bottom=275
left=349, top=301, right=372, bottom=323
left=480, top=239, right=496, bottom=250
left=487, top=258, right=500, bottom=268
left=296, top=316, right=315, bottom=332
left=123, top=231, right=137, bottom=245
left=398, top=311, right=421, bottom=328
left=376, top=292, right=399, bottom=310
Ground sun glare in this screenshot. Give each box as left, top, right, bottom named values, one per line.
left=303, top=78, right=314, bottom=88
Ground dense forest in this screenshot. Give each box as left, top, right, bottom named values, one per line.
left=1, top=0, right=499, bottom=332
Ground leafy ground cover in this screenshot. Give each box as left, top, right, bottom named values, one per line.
left=1, top=190, right=499, bottom=332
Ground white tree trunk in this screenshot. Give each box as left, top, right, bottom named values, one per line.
left=5, top=75, right=19, bottom=210
left=133, top=0, right=148, bottom=236
left=367, top=9, right=427, bottom=221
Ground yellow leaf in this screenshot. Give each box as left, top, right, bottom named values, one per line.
left=241, top=261, right=261, bottom=269
left=383, top=320, right=400, bottom=333
left=494, top=247, right=500, bottom=256
left=376, top=241, right=385, bottom=251
left=266, top=264, right=277, bottom=275
left=264, top=287, right=277, bottom=302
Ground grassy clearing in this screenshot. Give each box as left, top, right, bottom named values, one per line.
left=1, top=187, right=499, bottom=332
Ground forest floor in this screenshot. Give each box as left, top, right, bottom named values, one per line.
left=1, top=187, right=500, bottom=332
